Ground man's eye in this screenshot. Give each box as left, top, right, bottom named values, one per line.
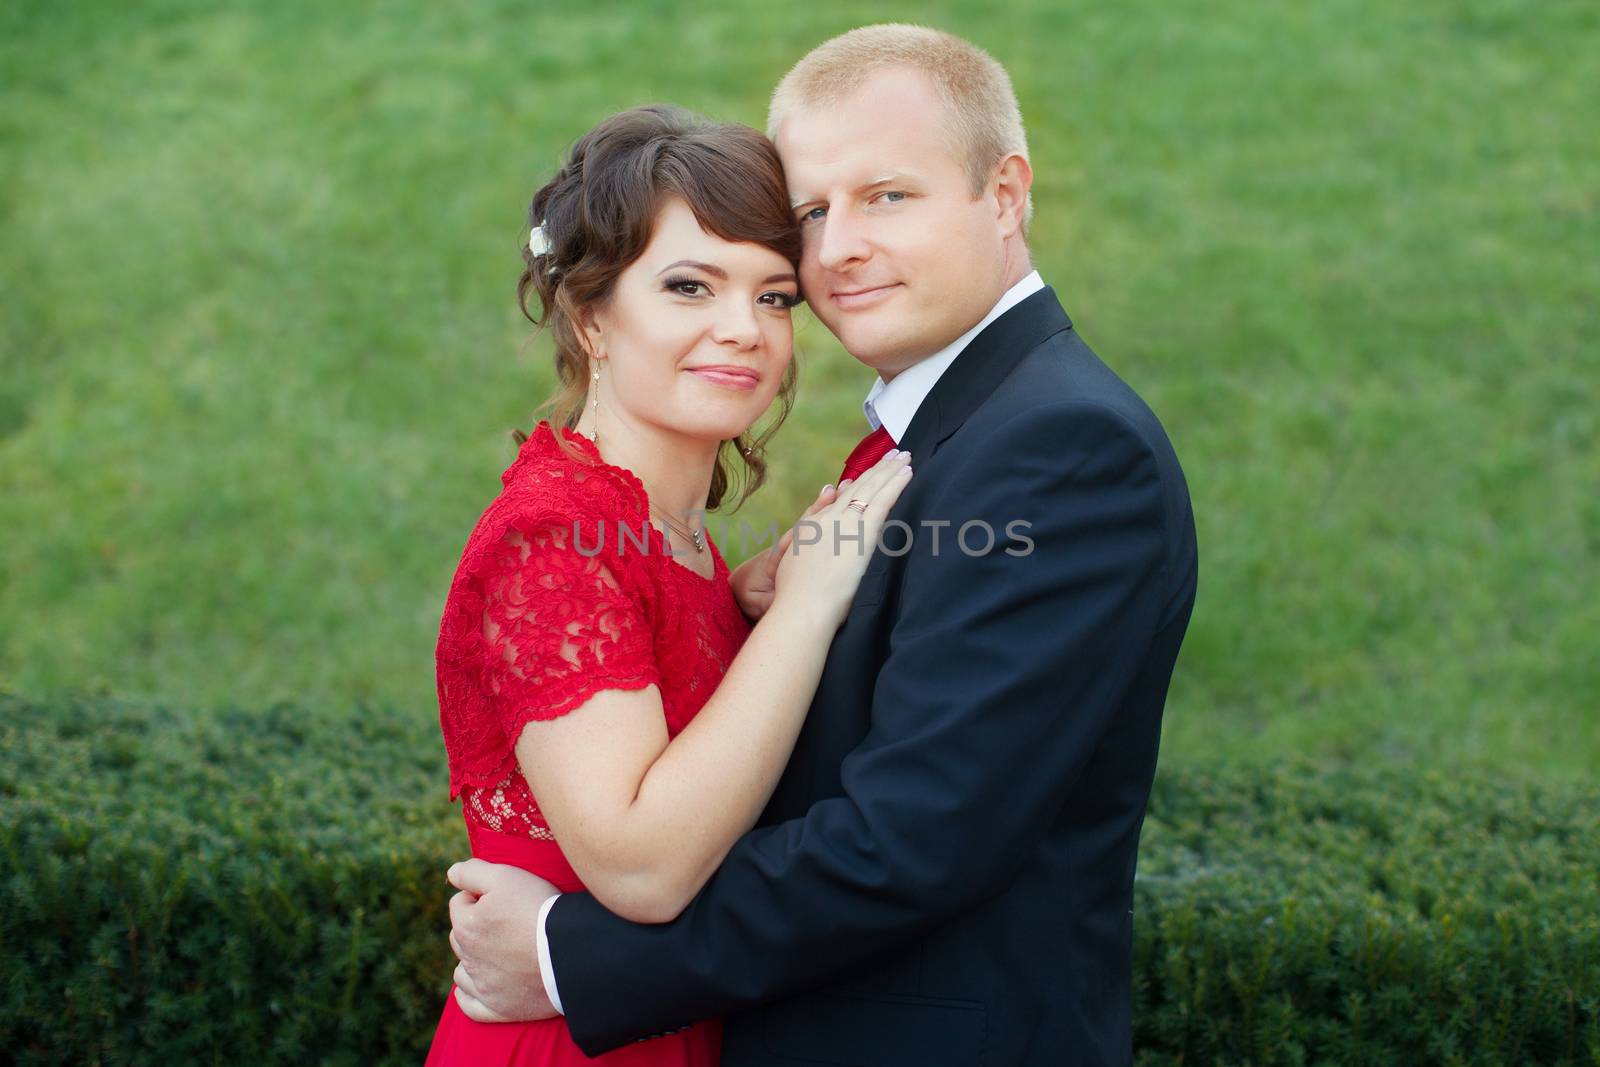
left=878, top=191, right=906, bottom=203
left=799, top=206, right=827, bottom=222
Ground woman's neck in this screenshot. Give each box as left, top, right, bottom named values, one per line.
left=580, top=414, right=718, bottom=527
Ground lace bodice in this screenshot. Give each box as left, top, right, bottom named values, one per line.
left=436, top=422, right=751, bottom=840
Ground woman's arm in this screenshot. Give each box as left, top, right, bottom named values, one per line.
left=729, top=483, right=835, bottom=621
left=514, top=453, right=911, bottom=924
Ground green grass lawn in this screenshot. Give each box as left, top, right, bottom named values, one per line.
left=3, top=0, right=1596, bottom=780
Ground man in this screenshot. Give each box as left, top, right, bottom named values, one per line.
left=447, top=24, right=1197, bottom=1066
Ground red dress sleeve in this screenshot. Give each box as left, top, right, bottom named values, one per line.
left=477, top=520, right=660, bottom=747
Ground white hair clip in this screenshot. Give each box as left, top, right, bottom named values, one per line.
left=528, top=224, right=552, bottom=257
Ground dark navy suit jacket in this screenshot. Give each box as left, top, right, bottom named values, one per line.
left=546, top=288, right=1198, bottom=1066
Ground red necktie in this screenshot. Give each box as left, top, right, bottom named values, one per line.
left=837, top=425, right=897, bottom=484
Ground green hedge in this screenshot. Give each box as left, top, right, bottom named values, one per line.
left=1134, top=765, right=1599, bottom=1065
left=2, top=693, right=1596, bottom=1065
left=0, top=694, right=459, bottom=1066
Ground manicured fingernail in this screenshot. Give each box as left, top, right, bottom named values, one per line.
left=886, top=449, right=900, bottom=458
left=822, top=483, right=833, bottom=493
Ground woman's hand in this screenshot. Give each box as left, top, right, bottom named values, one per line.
left=770, top=449, right=913, bottom=630
left=732, top=482, right=840, bottom=622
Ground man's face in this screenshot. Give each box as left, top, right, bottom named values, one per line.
left=776, top=67, right=1012, bottom=379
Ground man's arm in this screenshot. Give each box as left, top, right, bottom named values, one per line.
left=549, top=402, right=1175, bottom=1055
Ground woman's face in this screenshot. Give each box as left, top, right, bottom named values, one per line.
left=583, top=197, right=799, bottom=445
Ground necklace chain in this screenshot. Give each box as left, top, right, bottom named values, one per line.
left=650, top=505, right=705, bottom=554
left=587, top=436, right=706, bottom=555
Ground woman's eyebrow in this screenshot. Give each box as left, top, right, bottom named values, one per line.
left=657, top=259, right=727, bottom=279
left=657, top=260, right=795, bottom=287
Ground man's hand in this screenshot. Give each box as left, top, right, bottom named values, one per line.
left=731, top=483, right=840, bottom=621
left=446, top=859, right=561, bottom=1023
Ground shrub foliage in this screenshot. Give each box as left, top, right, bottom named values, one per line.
left=2, top=694, right=1595, bottom=1065
left=1134, top=765, right=1599, bottom=1065
left=1, top=694, right=459, bottom=1066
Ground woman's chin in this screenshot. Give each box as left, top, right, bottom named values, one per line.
left=664, top=407, right=768, bottom=446
left=655, top=419, right=755, bottom=447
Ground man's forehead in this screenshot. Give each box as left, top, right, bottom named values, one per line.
left=777, top=133, right=951, bottom=202
left=774, top=69, right=955, bottom=197
left=776, top=71, right=939, bottom=145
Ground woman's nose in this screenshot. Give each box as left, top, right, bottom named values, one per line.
left=711, top=303, right=761, bottom=349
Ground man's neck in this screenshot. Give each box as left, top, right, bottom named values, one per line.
left=880, top=255, right=1035, bottom=384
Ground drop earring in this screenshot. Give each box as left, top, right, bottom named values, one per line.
left=589, top=365, right=600, bottom=443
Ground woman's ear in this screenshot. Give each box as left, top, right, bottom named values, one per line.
left=576, top=305, right=605, bottom=360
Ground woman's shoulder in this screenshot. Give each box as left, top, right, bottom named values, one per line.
left=457, top=421, right=650, bottom=576
left=496, top=420, right=648, bottom=519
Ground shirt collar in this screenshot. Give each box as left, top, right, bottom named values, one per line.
left=863, top=271, right=1046, bottom=442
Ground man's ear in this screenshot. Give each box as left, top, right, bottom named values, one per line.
left=992, top=153, right=1033, bottom=239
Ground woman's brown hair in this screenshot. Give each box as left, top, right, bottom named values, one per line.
left=514, top=105, right=803, bottom=511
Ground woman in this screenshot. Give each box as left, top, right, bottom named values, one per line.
left=425, top=106, right=911, bottom=1065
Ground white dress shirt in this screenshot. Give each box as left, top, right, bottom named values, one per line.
left=533, top=269, right=1047, bottom=1015
left=861, top=270, right=1044, bottom=443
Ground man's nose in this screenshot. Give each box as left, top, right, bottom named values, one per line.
left=816, top=210, right=869, bottom=272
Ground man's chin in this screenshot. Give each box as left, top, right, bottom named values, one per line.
left=835, top=333, right=921, bottom=377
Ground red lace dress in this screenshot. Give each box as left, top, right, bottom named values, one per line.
left=426, top=422, right=751, bottom=1066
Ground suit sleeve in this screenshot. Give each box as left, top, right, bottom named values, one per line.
left=547, top=402, right=1172, bottom=1056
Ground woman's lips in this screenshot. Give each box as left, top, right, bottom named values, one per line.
left=832, top=283, right=901, bottom=311
left=687, top=366, right=762, bottom=391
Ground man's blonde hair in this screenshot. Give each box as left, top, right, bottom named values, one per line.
left=768, top=24, right=1031, bottom=220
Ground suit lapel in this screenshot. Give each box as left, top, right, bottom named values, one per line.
left=895, top=287, right=1073, bottom=460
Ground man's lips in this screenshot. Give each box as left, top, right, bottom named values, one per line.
left=686, top=365, right=762, bottom=390
left=831, top=283, right=901, bottom=310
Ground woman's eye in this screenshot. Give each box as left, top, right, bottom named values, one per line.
left=759, top=291, right=799, bottom=308
left=666, top=279, right=708, bottom=297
